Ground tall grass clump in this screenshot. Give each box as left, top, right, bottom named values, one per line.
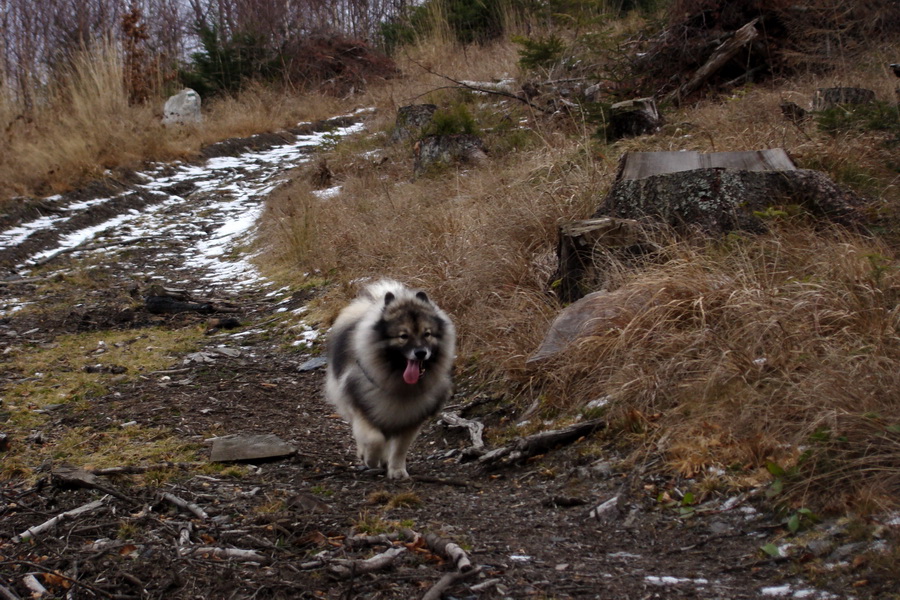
left=529, top=226, right=900, bottom=512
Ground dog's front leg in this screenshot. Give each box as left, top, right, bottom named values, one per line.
left=385, top=427, right=422, bottom=479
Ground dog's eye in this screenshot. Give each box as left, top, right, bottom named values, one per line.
left=423, top=332, right=432, bottom=338
left=399, top=333, right=409, bottom=340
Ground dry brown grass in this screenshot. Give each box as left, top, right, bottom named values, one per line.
left=534, top=226, right=899, bottom=508
left=0, top=43, right=350, bottom=202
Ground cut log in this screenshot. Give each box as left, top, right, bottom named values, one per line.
left=478, top=419, right=607, bottom=468
left=666, top=18, right=759, bottom=105
left=608, top=97, right=662, bottom=140
left=550, top=217, right=646, bottom=303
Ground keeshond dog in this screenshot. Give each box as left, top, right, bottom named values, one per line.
left=325, top=280, right=456, bottom=479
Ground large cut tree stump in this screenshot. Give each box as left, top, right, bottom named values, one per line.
left=595, top=150, right=863, bottom=235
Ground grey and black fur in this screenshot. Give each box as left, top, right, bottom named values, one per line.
left=325, top=280, right=455, bottom=479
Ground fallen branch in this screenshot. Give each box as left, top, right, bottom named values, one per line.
left=52, top=465, right=135, bottom=504
left=12, top=497, right=107, bottom=543
left=405, top=54, right=554, bottom=115
left=478, top=418, right=607, bottom=468
left=0, top=584, right=20, bottom=600
left=424, top=533, right=473, bottom=572
left=441, top=412, right=485, bottom=452
left=411, top=475, right=474, bottom=488
left=665, top=18, right=760, bottom=106
left=88, top=462, right=205, bottom=476
left=160, top=492, right=209, bottom=520
left=21, top=575, right=47, bottom=599
left=398, top=529, right=474, bottom=572
left=180, top=547, right=269, bottom=564
left=421, top=566, right=482, bottom=600
left=328, top=546, right=406, bottom=578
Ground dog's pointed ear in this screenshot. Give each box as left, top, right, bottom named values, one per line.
left=384, top=292, right=395, bottom=306
left=415, top=291, right=429, bottom=303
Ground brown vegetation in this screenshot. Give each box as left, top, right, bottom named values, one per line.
left=258, top=16, right=900, bottom=515
left=1, top=0, right=898, bottom=516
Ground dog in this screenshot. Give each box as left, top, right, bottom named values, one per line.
left=325, top=279, right=456, bottom=479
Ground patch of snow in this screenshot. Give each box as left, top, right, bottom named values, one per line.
left=0, top=215, right=67, bottom=246
left=761, top=585, right=792, bottom=597
left=312, top=186, right=342, bottom=199
left=645, top=576, right=709, bottom=586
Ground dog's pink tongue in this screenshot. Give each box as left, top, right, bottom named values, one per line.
left=403, top=359, right=422, bottom=385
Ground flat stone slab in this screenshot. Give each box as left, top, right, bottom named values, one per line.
left=298, top=356, right=327, bottom=372
left=210, top=434, right=295, bottom=463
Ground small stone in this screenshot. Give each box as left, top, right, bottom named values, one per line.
left=298, top=356, right=327, bottom=372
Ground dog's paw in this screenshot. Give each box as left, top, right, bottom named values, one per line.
left=386, top=467, right=410, bottom=480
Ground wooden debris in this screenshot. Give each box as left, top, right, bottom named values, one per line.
left=13, top=497, right=107, bottom=543
left=424, top=532, right=473, bottom=572
left=478, top=419, right=607, bottom=468
left=0, top=583, right=20, bottom=600
left=181, top=546, right=269, bottom=563
left=51, top=465, right=134, bottom=503
left=87, top=461, right=205, bottom=476
left=160, top=492, right=209, bottom=520
left=422, top=566, right=483, bottom=600
left=328, top=546, right=406, bottom=578
left=597, top=151, right=863, bottom=235
left=21, top=575, right=47, bottom=599
left=589, top=495, right=622, bottom=521
left=780, top=101, right=808, bottom=124
left=441, top=412, right=485, bottom=455
left=666, top=18, right=759, bottom=105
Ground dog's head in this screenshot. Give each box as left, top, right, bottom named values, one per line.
left=378, top=290, right=449, bottom=385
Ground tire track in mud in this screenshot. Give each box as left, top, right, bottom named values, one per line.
left=0, top=116, right=363, bottom=303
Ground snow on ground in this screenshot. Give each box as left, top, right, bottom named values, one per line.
left=0, top=120, right=363, bottom=301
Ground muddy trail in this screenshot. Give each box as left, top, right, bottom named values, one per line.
left=0, top=117, right=891, bottom=600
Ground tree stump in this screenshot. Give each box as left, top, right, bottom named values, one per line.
left=608, top=97, right=662, bottom=140
left=413, top=134, right=487, bottom=176
left=595, top=151, right=864, bottom=235
left=812, top=87, right=876, bottom=111
left=391, top=104, right=437, bottom=143
left=551, top=218, right=646, bottom=303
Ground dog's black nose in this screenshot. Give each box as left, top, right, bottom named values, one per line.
left=414, top=349, right=428, bottom=360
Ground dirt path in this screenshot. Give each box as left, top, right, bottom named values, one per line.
left=0, top=120, right=887, bottom=599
